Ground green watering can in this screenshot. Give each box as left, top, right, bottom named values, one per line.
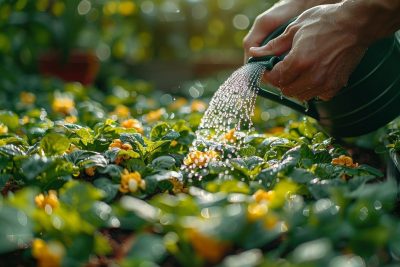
left=248, top=20, right=400, bottom=137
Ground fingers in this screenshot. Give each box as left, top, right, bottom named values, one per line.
left=243, top=13, right=281, bottom=63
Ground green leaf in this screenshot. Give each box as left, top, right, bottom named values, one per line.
left=60, top=180, right=104, bottom=211
left=0, top=111, right=19, bottom=130
left=151, top=156, right=176, bottom=170
left=357, top=164, right=384, bottom=177
left=0, top=144, right=25, bottom=157
left=126, top=233, right=166, bottom=263
left=40, top=133, right=70, bottom=156
left=79, top=153, right=108, bottom=168
left=289, top=168, right=315, bottom=183
left=93, top=178, right=119, bottom=202
left=126, top=158, right=146, bottom=173
left=64, top=234, right=94, bottom=265
left=150, top=122, right=170, bottom=141
left=238, top=145, right=256, bottom=157
left=0, top=206, right=33, bottom=253
left=75, top=128, right=95, bottom=146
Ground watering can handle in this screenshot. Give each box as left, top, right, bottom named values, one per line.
left=247, top=18, right=320, bottom=119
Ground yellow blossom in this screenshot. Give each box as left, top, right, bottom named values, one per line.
left=64, top=115, right=77, bottom=124
left=0, top=123, right=8, bottom=134
left=269, top=180, right=298, bottom=209
left=118, top=1, right=136, bottom=16
left=112, top=105, right=130, bottom=118
left=264, top=214, right=279, bottom=230
left=187, top=229, right=230, bottom=263
left=191, top=100, right=207, bottom=112
left=170, top=140, right=178, bottom=147
left=32, top=239, right=65, bottom=267
left=169, top=97, right=187, bottom=110
left=35, top=190, right=59, bottom=211
left=223, top=129, right=237, bottom=143
left=20, top=91, right=36, bottom=105
left=145, top=108, right=165, bottom=123
left=253, top=189, right=276, bottom=203
left=52, top=96, right=75, bottom=115
left=66, top=144, right=79, bottom=154
left=85, top=167, right=96, bottom=177
left=183, top=150, right=219, bottom=168
left=21, top=116, right=30, bottom=125
left=119, top=169, right=145, bottom=193
left=247, top=202, right=268, bottom=222
left=169, top=178, right=188, bottom=194
left=331, top=155, right=358, bottom=168
left=266, top=127, right=285, bottom=135
left=121, top=118, right=143, bottom=133
left=109, top=139, right=132, bottom=150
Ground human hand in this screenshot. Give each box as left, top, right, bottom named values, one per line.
left=249, top=4, right=368, bottom=101
left=243, top=0, right=340, bottom=63
left=243, top=0, right=307, bottom=63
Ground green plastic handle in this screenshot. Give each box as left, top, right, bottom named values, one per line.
left=247, top=18, right=319, bottom=119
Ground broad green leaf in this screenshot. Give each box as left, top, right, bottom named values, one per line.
left=126, top=233, right=166, bottom=263
left=93, top=178, right=119, bottom=202
left=40, top=133, right=70, bottom=156
left=0, top=144, right=25, bottom=157
left=75, top=128, right=95, bottom=146
left=289, top=168, right=314, bottom=183
left=0, top=111, right=19, bottom=130
left=0, top=206, right=33, bottom=253
left=151, top=156, right=176, bottom=170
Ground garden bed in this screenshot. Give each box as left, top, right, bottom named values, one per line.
left=0, top=73, right=400, bottom=267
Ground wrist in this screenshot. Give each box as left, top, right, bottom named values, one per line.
left=338, top=0, right=400, bottom=45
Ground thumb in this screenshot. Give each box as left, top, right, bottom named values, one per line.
left=249, top=29, right=295, bottom=57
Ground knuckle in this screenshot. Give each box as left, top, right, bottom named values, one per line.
left=242, top=36, right=251, bottom=49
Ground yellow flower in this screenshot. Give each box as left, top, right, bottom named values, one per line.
left=20, top=91, right=36, bottom=105
left=0, top=123, right=8, bottom=134
left=331, top=155, right=358, bottom=168
left=84, top=167, right=96, bottom=177
left=264, top=214, right=279, bottom=230
left=21, top=116, right=30, bottom=125
left=169, top=178, right=188, bottom=194
left=66, top=144, right=79, bottom=154
left=266, top=127, right=285, bottom=135
left=121, top=118, right=143, bottom=134
left=112, top=105, right=130, bottom=118
left=183, top=150, right=219, bottom=168
left=170, top=140, right=178, bottom=147
left=222, top=129, right=237, bottom=143
left=52, top=96, right=75, bottom=115
left=119, top=169, right=145, bottom=193
left=269, top=180, right=298, bottom=209
left=247, top=202, right=268, bottom=222
left=145, top=108, right=165, bottom=123
left=119, top=1, right=136, bottom=16
left=253, top=189, right=276, bottom=203
left=64, top=115, right=77, bottom=124
left=169, top=97, right=187, bottom=110
left=191, top=100, right=207, bottom=112
left=35, top=190, right=59, bottom=212
left=32, top=239, right=65, bottom=267
left=187, top=229, right=230, bottom=263
left=109, top=139, right=132, bottom=151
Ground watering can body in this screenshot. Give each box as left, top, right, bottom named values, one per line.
left=248, top=20, right=400, bottom=137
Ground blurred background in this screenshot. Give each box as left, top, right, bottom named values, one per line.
left=1, top=0, right=277, bottom=91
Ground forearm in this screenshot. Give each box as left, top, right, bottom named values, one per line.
left=338, top=0, right=400, bottom=44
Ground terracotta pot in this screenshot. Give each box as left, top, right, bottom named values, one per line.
left=38, top=50, right=100, bottom=85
